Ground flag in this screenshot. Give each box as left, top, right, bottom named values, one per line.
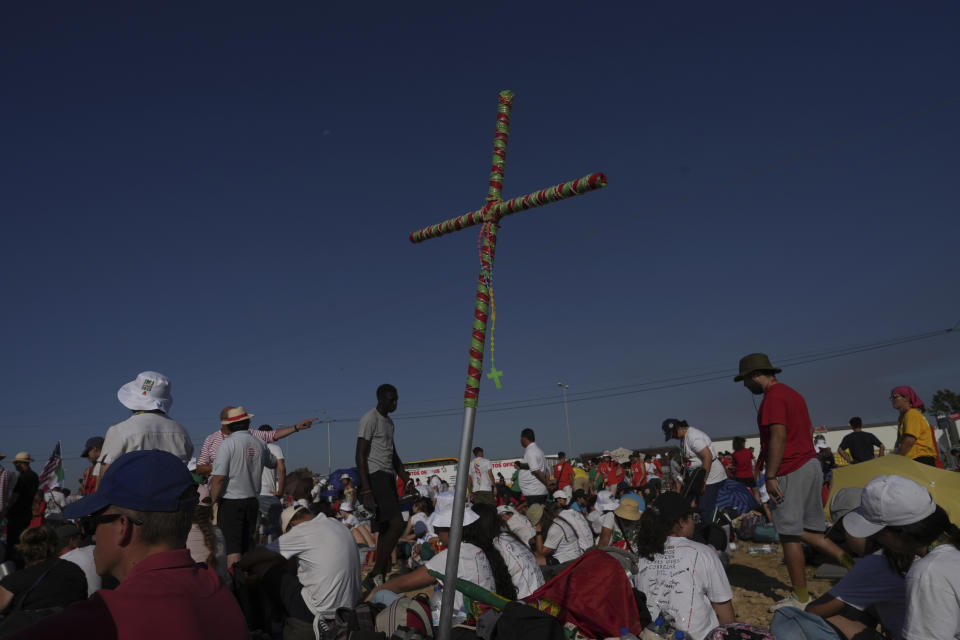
left=38, top=441, right=64, bottom=491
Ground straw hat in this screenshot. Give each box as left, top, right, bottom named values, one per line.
left=614, top=497, right=643, bottom=521
left=117, top=371, right=173, bottom=413
left=221, top=406, right=255, bottom=426
left=430, top=501, right=479, bottom=529
left=281, top=505, right=310, bottom=532
left=13, top=452, right=33, bottom=463
left=526, top=503, right=545, bottom=526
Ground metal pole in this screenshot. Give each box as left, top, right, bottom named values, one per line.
left=327, top=421, right=333, bottom=475
left=437, top=406, right=476, bottom=640
left=558, top=382, right=572, bottom=456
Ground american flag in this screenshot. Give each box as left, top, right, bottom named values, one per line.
left=38, top=441, right=64, bottom=491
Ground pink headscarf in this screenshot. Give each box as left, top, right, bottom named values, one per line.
left=891, top=385, right=925, bottom=410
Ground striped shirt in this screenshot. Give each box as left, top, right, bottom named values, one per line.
left=0, top=467, right=11, bottom=512
left=197, top=428, right=277, bottom=467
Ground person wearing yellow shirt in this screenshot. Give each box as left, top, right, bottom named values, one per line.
left=891, top=385, right=938, bottom=466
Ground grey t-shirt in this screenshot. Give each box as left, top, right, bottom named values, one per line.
left=212, top=430, right=277, bottom=499
left=357, top=408, right=395, bottom=475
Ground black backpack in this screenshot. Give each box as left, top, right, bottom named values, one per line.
left=492, top=602, right=564, bottom=640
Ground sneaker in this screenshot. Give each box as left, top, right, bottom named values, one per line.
left=769, top=593, right=811, bottom=612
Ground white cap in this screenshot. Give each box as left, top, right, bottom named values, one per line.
left=843, top=475, right=937, bottom=538
left=552, top=490, right=568, bottom=501
left=496, top=505, right=515, bottom=515
left=596, top=489, right=620, bottom=512
left=117, top=371, right=173, bottom=413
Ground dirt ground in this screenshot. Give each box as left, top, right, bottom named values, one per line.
left=727, top=544, right=834, bottom=628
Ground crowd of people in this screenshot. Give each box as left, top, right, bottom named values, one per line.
left=0, top=357, right=956, bottom=639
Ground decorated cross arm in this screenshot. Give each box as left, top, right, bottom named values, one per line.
left=409, top=172, right=608, bottom=243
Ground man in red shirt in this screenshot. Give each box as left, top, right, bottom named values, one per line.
left=629, top=453, right=646, bottom=490
left=552, top=452, right=574, bottom=491
left=10, top=449, right=247, bottom=640
left=735, top=353, right=851, bottom=612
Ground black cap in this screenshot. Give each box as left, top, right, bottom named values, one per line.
left=661, top=418, right=682, bottom=441
left=650, top=491, right=697, bottom=521
left=572, top=489, right=587, bottom=500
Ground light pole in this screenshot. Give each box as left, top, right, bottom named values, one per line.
left=557, top=382, right=572, bottom=457
left=327, top=419, right=334, bottom=475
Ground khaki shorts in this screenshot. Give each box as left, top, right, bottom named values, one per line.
left=572, top=477, right=590, bottom=493
left=771, top=458, right=826, bottom=536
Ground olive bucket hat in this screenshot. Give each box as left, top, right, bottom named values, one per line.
left=734, top=353, right=782, bottom=382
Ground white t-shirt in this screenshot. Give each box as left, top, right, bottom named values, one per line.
left=829, top=552, right=905, bottom=640
left=428, top=476, right=442, bottom=498
left=426, top=542, right=495, bottom=619
left=494, top=533, right=545, bottom=598
left=415, top=482, right=431, bottom=498
left=505, top=513, right=537, bottom=546
left=902, top=543, right=960, bottom=640
left=543, top=516, right=583, bottom=563
left=101, top=412, right=194, bottom=464
left=410, top=511, right=434, bottom=540
left=260, top=443, right=284, bottom=495
left=61, top=546, right=100, bottom=596
left=211, top=431, right=276, bottom=500
left=277, top=514, right=362, bottom=618
left=682, top=427, right=727, bottom=486
left=357, top=408, right=395, bottom=475
left=645, top=461, right=660, bottom=478
left=519, top=442, right=548, bottom=497
left=44, top=490, right=66, bottom=516
left=341, top=513, right=359, bottom=530
left=633, top=536, right=733, bottom=640
left=471, top=457, right=493, bottom=492
left=559, top=509, right=595, bottom=552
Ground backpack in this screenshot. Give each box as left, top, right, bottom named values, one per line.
left=375, top=596, right=433, bottom=638
left=493, top=601, right=565, bottom=640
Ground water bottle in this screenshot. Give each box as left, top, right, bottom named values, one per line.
left=430, top=585, right=443, bottom=627
left=619, top=627, right=639, bottom=640
left=646, top=616, right=666, bottom=637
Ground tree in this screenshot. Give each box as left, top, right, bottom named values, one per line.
left=292, top=466, right=314, bottom=476
left=930, top=389, right=960, bottom=414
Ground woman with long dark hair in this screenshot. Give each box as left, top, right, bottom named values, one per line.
left=843, top=474, right=960, bottom=638
left=367, top=500, right=517, bottom=616
left=633, top=492, right=735, bottom=640
left=473, top=503, right=543, bottom=598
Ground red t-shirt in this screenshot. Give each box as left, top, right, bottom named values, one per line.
left=6, top=549, right=247, bottom=640
left=553, top=462, right=573, bottom=489
left=609, top=464, right=625, bottom=485
left=597, top=461, right=613, bottom=483
left=731, top=449, right=754, bottom=479
left=757, top=382, right=817, bottom=476
left=630, top=461, right=646, bottom=487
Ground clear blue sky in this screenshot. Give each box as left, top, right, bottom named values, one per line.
left=3, top=2, right=959, bottom=488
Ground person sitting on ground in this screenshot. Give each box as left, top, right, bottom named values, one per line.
left=633, top=492, right=735, bottom=640
left=841, top=474, right=960, bottom=639
left=473, top=503, right=544, bottom=598
left=185, top=486, right=227, bottom=584
left=0, top=526, right=87, bottom=633
left=339, top=502, right=376, bottom=547
left=592, top=489, right=619, bottom=540
left=597, top=496, right=643, bottom=552
left=554, top=496, right=595, bottom=553
left=801, top=487, right=912, bottom=640
left=366, top=501, right=515, bottom=619
left=238, top=504, right=361, bottom=631
left=398, top=497, right=434, bottom=563
left=497, top=504, right=537, bottom=549
left=56, top=522, right=101, bottom=597
left=527, top=503, right=584, bottom=571
left=5, top=449, right=247, bottom=640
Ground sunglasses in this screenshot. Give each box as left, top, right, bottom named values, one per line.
left=82, top=512, right=144, bottom=529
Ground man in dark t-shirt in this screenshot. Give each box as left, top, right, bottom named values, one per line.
left=838, top=416, right=885, bottom=464
left=0, top=556, right=87, bottom=613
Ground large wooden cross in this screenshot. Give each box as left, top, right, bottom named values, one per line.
left=409, top=90, right=606, bottom=639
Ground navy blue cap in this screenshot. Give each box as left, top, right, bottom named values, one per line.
left=64, top=450, right=198, bottom=519
left=661, top=418, right=682, bottom=441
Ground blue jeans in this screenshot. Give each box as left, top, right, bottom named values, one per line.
left=698, top=481, right=722, bottom=523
